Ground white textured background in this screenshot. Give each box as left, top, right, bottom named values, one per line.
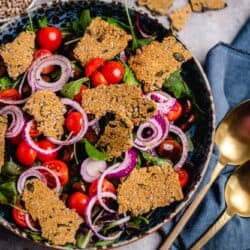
left=0, top=0, right=249, bottom=249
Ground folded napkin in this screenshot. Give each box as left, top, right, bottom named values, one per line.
left=162, top=18, right=250, bottom=250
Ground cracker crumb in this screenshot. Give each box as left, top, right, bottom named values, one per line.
left=137, top=0, right=173, bottom=15
left=81, top=84, right=156, bottom=126
left=22, top=179, right=83, bottom=246
left=23, top=90, right=66, bottom=140
left=74, top=17, right=132, bottom=65
left=0, top=115, right=7, bottom=170
left=97, top=113, right=133, bottom=158
left=190, top=0, right=226, bottom=12
left=0, top=31, right=35, bottom=80
left=117, top=165, right=183, bottom=216
left=169, top=4, right=192, bottom=31
left=128, top=36, right=192, bottom=92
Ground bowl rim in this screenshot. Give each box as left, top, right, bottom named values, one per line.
left=0, top=0, right=216, bottom=249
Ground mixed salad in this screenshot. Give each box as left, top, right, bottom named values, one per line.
left=0, top=3, right=203, bottom=248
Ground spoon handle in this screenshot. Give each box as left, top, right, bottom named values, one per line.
left=160, top=161, right=225, bottom=250
left=191, top=210, right=232, bottom=250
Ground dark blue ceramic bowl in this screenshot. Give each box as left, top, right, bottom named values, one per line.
left=0, top=1, right=215, bottom=249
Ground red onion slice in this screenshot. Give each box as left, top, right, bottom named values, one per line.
left=145, top=91, right=176, bottom=115
left=25, top=213, right=38, bottom=231
left=28, top=55, right=72, bottom=92
left=80, top=158, right=107, bottom=183
left=0, top=105, right=25, bottom=138
left=133, top=114, right=169, bottom=151
left=85, top=192, right=123, bottom=241
left=119, top=51, right=128, bottom=63
left=106, top=149, right=138, bottom=179
left=169, top=124, right=188, bottom=170
left=135, top=14, right=155, bottom=38
left=24, top=120, right=62, bottom=155
left=48, top=98, right=88, bottom=145
left=17, top=169, right=47, bottom=194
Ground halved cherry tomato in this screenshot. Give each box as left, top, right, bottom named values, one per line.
left=89, top=178, right=116, bottom=197
left=43, top=160, right=69, bottom=186
left=101, top=61, right=124, bottom=84
left=0, top=88, right=20, bottom=100
left=36, top=26, right=62, bottom=52
left=33, top=49, right=54, bottom=74
left=65, top=111, right=83, bottom=134
left=85, top=58, right=105, bottom=77
left=12, top=207, right=27, bottom=227
left=16, top=141, right=37, bottom=166
left=36, top=139, right=58, bottom=162
left=68, top=192, right=89, bottom=216
left=29, top=122, right=41, bottom=138
left=73, top=85, right=88, bottom=103
left=91, top=71, right=108, bottom=87
left=166, top=101, right=182, bottom=122
left=176, top=169, right=189, bottom=188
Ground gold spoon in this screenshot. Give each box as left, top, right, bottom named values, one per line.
left=160, top=100, right=250, bottom=250
left=191, top=160, right=250, bottom=250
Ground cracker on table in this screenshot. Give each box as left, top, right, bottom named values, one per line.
left=190, top=0, right=227, bottom=12
left=137, top=0, right=173, bottom=15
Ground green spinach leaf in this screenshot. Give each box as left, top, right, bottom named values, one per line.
left=185, top=132, right=194, bottom=152
left=141, top=151, right=172, bottom=166
left=38, top=17, right=48, bottom=28
left=1, top=162, right=21, bottom=176
left=123, top=63, right=140, bottom=86
left=61, top=77, right=89, bottom=99
left=0, top=76, right=12, bottom=91
left=106, top=17, right=130, bottom=30
left=0, top=180, right=17, bottom=205
left=137, top=37, right=154, bottom=47
left=84, top=139, right=108, bottom=161
left=79, top=9, right=92, bottom=30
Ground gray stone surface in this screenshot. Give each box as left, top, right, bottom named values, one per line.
left=0, top=0, right=249, bottom=249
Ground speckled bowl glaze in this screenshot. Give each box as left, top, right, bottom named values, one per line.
left=0, top=0, right=215, bottom=249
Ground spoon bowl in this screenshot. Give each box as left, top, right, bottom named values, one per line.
left=215, top=100, right=250, bottom=165
left=192, top=161, right=250, bottom=249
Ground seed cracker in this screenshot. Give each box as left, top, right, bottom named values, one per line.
left=128, top=36, right=192, bottom=92
left=190, top=0, right=227, bottom=12
left=0, top=31, right=35, bottom=80
left=0, top=115, right=7, bottom=170
left=117, top=165, right=183, bottom=216
left=74, top=17, right=132, bottom=65
left=136, top=0, right=173, bottom=15
left=23, top=90, right=66, bottom=140
left=169, top=4, right=192, bottom=31
left=22, top=179, right=83, bottom=246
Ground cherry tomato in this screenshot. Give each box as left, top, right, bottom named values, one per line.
left=91, top=71, right=108, bottom=87
left=43, top=160, right=69, bottom=187
left=73, top=85, right=88, bottom=103
left=33, top=49, right=54, bottom=74
left=65, top=112, right=83, bottom=134
left=29, top=122, right=41, bottom=138
left=176, top=169, right=189, bottom=188
left=85, top=58, right=105, bottom=77
left=12, top=207, right=27, bottom=227
left=36, top=27, right=62, bottom=52
left=16, top=141, right=37, bottom=166
left=36, top=139, right=58, bottom=162
left=68, top=192, right=89, bottom=216
left=0, top=88, right=20, bottom=100
left=166, top=101, right=182, bottom=122
left=157, top=139, right=182, bottom=163
left=100, top=61, right=124, bottom=84
left=89, top=178, right=116, bottom=197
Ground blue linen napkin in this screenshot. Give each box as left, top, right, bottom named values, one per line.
left=162, top=18, right=250, bottom=250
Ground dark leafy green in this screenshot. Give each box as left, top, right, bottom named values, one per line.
left=0, top=76, right=12, bottom=91
left=26, top=16, right=48, bottom=31
left=186, top=132, right=194, bottom=152
left=76, top=232, right=92, bottom=249
left=105, top=17, right=130, bottom=30
left=141, top=151, right=172, bottom=166
left=71, top=9, right=92, bottom=35
left=25, top=230, right=43, bottom=242
left=0, top=180, right=17, bottom=205
left=1, top=162, right=21, bottom=176
left=95, top=240, right=116, bottom=247
left=137, top=37, right=154, bottom=47
left=61, top=77, right=89, bottom=99
left=83, top=139, right=108, bottom=161
left=123, top=63, right=140, bottom=86
left=38, top=17, right=48, bottom=28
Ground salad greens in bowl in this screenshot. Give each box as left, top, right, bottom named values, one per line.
left=0, top=0, right=215, bottom=249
